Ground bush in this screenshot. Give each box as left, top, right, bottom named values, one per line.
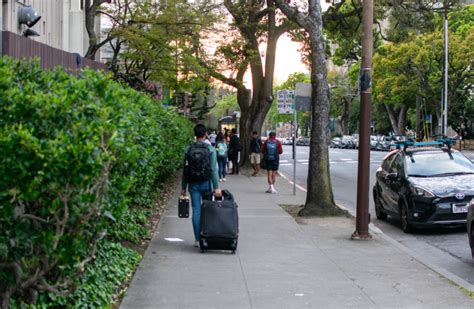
left=0, top=58, right=192, bottom=307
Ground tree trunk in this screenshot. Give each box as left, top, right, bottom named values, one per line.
left=398, top=104, right=408, bottom=135
left=384, top=104, right=400, bottom=135
left=415, top=94, right=421, bottom=140
left=84, top=0, right=110, bottom=60
left=299, top=6, right=340, bottom=216
left=235, top=0, right=281, bottom=168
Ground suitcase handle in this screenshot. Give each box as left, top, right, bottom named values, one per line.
left=211, top=195, right=224, bottom=202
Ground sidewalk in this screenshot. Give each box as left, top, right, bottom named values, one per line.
left=120, top=172, right=473, bottom=308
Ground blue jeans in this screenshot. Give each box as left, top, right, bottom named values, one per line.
left=217, top=157, right=227, bottom=179
left=188, top=181, right=212, bottom=241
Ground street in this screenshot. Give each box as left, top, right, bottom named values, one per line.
left=278, top=145, right=474, bottom=286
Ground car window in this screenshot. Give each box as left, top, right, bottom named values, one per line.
left=406, top=151, right=474, bottom=177
left=382, top=152, right=397, bottom=171
left=389, top=154, right=404, bottom=175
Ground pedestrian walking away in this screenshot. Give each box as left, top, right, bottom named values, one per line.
left=181, top=124, right=221, bottom=248
left=215, top=133, right=228, bottom=182
left=228, top=128, right=242, bottom=175
left=261, top=132, right=282, bottom=193
left=250, top=131, right=262, bottom=177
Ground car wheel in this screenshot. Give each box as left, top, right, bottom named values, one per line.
left=400, top=202, right=412, bottom=233
left=374, top=191, right=387, bottom=220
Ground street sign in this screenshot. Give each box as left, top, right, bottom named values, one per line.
left=295, top=96, right=311, bottom=112
left=277, top=90, right=295, bottom=114
left=295, top=83, right=311, bottom=112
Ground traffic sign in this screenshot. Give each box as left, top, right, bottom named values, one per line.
left=295, top=83, right=311, bottom=112
left=277, top=90, right=295, bottom=114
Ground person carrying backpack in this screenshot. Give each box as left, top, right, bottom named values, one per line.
left=215, top=133, right=228, bottom=182
left=181, top=124, right=221, bottom=248
left=261, top=132, right=283, bottom=193
left=250, top=131, right=262, bottom=177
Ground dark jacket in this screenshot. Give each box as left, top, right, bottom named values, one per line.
left=228, top=135, right=241, bottom=158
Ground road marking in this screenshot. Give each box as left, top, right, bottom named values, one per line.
left=301, top=162, right=309, bottom=165
left=346, top=161, right=358, bottom=164
left=280, top=163, right=292, bottom=166
left=329, top=161, right=337, bottom=164
left=340, top=158, right=352, bottom=161
left=278, top=172, right=307, bottom=192
left=280, top=160, right=289, bottom=163
left=298, top=159, right=308, bottom=162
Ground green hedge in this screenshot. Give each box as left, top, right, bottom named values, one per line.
left=0, top=57, right=192, bottom=307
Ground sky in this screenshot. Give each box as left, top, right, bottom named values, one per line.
left=246, top=1, right=331, bottom=86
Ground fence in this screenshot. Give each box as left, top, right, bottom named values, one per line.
left=455, top=139, right=474, bottom=151
left=2, top=31, right=107, bottom=72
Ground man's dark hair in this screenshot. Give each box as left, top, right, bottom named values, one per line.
left=269, top=132, right=276, bottom=137
left=252, top=131, right=258, bottom=135
left=194, top=124, right=207, bottom=138
left=231, top=128, right=237, bottom=134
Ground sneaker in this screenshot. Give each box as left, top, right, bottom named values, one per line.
left=265, top=189, right=272, bottom=193
left=271, top=188, right=278, bottom=194
left=219, top=178, right=222, bottom=182
left=194, top=241, right=199, bottom=248
left=222, top=178, right=226, bottom=182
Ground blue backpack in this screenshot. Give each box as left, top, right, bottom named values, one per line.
left=266, top=140, right=278, bottom=161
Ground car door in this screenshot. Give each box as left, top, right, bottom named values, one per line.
left=385, top=154, right=405, bottom=213
left=377, top=152, right=397, bottom=211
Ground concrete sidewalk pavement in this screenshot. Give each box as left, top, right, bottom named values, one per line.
left=120, top=173, right=473, bottom=308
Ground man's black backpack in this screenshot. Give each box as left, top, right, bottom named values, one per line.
left=184, top=142, right=212, bottom=182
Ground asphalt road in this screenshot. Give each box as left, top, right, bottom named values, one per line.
left=278, top=145, right=474, bottom=286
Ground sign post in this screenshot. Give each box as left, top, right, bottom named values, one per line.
left=277, top=90, right=296, bottom=195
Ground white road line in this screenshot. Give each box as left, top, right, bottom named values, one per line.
left=340, top=158, right=353, bottom=161
left=278, top=172, right=307, bottom=192
left=347, top=161, right=358, bottom=164
left=298, top=159, right=308, bottom=162
left=280, top=163, right=292, bottom=166
left=329, top=161, right=337, bottom=164
left=301, top=162, right=309, bottom=165
left=280, top=160, right=289, bottom=163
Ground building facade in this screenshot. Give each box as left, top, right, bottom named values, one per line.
left=2, top=0, right=100, bottom=59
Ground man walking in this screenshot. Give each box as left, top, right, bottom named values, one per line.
left=181, top=124, right=221, bottom=248
left=228, top=128, right=241, bottom=175
left=261, top=132, right=282, bottom=193
left=250, top=131, right=262, bottom=176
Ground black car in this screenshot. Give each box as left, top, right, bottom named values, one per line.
left=373, top=144, right=474, bottom=233
left=296, top=137, right=310, bottom=146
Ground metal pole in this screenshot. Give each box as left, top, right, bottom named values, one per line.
left=443, top=10, right=448, bottom=136
left=293, top=109, right=297, bottom=196
left=352, top=0, right=373, bottom=240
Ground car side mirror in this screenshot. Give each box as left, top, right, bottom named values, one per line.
left=386, top=173, right=398, bottom=181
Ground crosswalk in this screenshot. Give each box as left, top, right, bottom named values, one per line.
left=279, top=159, right=382, bottom=166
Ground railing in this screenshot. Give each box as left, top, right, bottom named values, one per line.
left=2, top=31, right=107, bottom=72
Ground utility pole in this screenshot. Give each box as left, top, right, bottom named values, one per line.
left=352, top=0, right=373, bottom=240
left=443, top=2, right=449, bottom=136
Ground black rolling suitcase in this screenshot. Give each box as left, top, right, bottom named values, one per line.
left=200, top=190, right=239, bottom=253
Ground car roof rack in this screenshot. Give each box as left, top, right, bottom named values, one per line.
left=393, top=138, right=456, bottom=152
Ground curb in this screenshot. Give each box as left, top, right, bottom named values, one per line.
left=277, top=170, right=474, bottom=294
